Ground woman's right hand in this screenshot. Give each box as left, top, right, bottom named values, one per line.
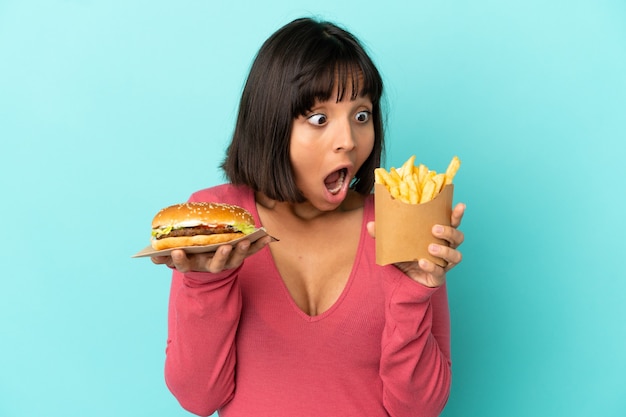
left=151, top=236, right=273, bottom=274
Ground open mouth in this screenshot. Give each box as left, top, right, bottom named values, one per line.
left=324, top=168, right=347, bottom=195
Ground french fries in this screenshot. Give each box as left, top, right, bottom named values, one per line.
left=375, top=155, right=461, bottom=204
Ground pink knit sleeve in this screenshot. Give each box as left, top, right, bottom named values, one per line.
left=164, top=268, right=242, bottom=416
left=380, top=271, right=452, bottom=417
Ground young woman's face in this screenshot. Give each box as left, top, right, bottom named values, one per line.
left=289, top=92, right=375, bottom=211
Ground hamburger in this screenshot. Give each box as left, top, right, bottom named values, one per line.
left=151, top=202, right=256, bottom=250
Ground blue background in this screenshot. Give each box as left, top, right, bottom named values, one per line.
left=1, top=1, right=625, bottom=416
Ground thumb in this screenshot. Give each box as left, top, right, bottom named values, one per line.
left=366, top=221, right=376, bottom=239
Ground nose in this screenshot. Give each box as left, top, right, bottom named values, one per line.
left=333, top=119, right=356, bottom=152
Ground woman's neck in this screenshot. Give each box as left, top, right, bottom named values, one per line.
left=255, top=190, right=365, bottom=222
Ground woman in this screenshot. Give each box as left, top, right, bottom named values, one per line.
left=153, top=17, right=465, bottom=417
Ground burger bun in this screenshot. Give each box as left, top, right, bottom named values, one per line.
left=151, top=202, right=255, bottom=250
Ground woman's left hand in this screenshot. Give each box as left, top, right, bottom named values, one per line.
left=367, top=202, right=465, bottom=288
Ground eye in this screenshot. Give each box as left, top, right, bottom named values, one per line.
left=307, top=113, right=327, bottom=126
left=355, top=110, right=371, bottom=123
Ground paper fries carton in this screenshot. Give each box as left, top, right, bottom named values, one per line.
left=375, top=183, right=453, bottom=267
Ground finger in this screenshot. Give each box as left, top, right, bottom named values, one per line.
left=204, top=244, right=233, bottom=273
left=432, top=224, right=465, bottom=249
left=248, top=236, right=273, bottom=255
left=222, top=236, right=273, bottom=270
left=366, top=221, right=375, bottom=238
left=451, top=203, right=466, bottom=228
left=417, top=258, right=446, bottom=287
left=151, top=255, right=170, bottom=265
left=429, top=244, right=462, bottom=268
left=419, top=258, right=443, bottom=275
left=171, top=249, right=192, bottom=273
left=222, top=239, right=252, bottom=270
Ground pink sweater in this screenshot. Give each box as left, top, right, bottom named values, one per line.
left=164, top=184, right=451, bottom=417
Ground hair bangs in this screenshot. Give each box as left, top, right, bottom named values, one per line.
left=292, top=52, right=382, bottom=117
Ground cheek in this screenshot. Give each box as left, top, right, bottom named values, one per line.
left=289, top=151, right=307, bottom=177
left=358, top=128, right=376, bottom=160
left=288, top=139, right=302, bottom=166
left=288, top=138, right=315, bottom=179
left=289, top=140, right=310, bottom=161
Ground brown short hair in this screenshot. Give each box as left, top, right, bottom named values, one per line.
left=221, top=17, right=385, bottom=203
